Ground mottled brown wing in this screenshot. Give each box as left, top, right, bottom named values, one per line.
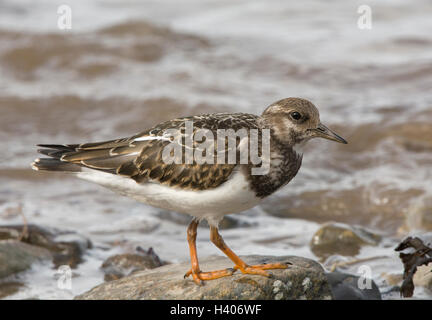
left=37, top=112, right=261, bottom=191
left=129, top=112, right=261, bottom=190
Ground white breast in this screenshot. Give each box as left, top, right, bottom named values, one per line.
left=77, top=168, right=261, bottom=226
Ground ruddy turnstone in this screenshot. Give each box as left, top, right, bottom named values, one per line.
left=31, top=97, right=347, bottom=285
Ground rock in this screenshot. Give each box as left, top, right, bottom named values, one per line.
left=310, top=222, right=381, bottom=259
left=0, top=227, right=21, bottom=240
left=76, top=255, right=333, bottom=300
left=0, top=224, right=92, bottom=268
left=0, top=239, right=51, bottom=278
left=0, top=281, right=24, bottom=299
left=101, top=247, right=166, bottom=281
left=326, top=272, right=381, bottom=300
left=0, top=225, right=92, bottom=298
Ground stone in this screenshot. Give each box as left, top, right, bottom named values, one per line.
left=101, top=247, right=166, bottom=281
left=326, top=272, right=382, bottom=300
left=310, top=222, right=381, bottom=259
left=0, top=281, right=24, bottom=299
left=76, top=255, right=333, bottom=300
left=0, top=240, right=51, bottom=279
left=0, top=224, right=92, bottom=268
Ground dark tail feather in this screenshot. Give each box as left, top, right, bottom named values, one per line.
left=32, top=144, right=81, bottom=172
left=31, top=158, right=81, bottom=172
left=37, top=148, right=68, bottom=158
left=37, top=144, right=78, bottom=150
left=36, top=144, right=78, bottom=155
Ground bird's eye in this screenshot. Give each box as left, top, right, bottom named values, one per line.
left=290, top=112, right=302, bottom=121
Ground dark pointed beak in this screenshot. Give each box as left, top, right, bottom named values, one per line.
left=313, top=123, right=347, bottom=144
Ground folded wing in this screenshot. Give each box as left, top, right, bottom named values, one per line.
left=33, top=112, right=261, bottom=191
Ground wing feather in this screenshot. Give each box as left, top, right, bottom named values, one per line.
left=36, top=112, right=261, bottom=190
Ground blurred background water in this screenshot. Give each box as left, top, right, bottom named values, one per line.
left=0, top=0, right=432, bottom=299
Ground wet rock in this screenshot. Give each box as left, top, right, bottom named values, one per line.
left=0, top=227, right=21, bottom=240
left=0, top=281, right=25, bottom=299
left=76, top=255, right=333, bottom=300
left=101, top=247, right=166, bottom=281
left=0, top=240, right=51, bottom=278
left=310, top=222, right=381, bottom=259
left=51, top=232, right=92, bottom=268
left=0, top=224, right=92, bottom=268
left=326, top=272, right=381, bottom=300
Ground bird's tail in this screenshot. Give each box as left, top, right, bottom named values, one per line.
left=31, top=144, right=82, bottom=173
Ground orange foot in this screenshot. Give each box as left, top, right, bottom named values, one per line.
left=233, top=262, right=290, bottom=277
left=184, top=268, right=236, bottom=285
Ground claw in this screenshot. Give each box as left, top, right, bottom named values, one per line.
left=227, top=268, right=236, bottom=274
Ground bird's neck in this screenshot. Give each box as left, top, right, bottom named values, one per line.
left=245, top=130, right=303, bottom=198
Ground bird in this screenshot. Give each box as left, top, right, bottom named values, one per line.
left=31, top=97, right=347, bottom=285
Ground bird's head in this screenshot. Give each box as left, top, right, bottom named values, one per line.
left=261, top=97, right=347, bottom=147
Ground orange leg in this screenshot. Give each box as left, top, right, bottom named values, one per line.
left=184, top=219, right=235, bottom=285
left=210, top=226, right=289, bottom=277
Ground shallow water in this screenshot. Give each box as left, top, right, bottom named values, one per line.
left=1, top=0, right=432, bottom=299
